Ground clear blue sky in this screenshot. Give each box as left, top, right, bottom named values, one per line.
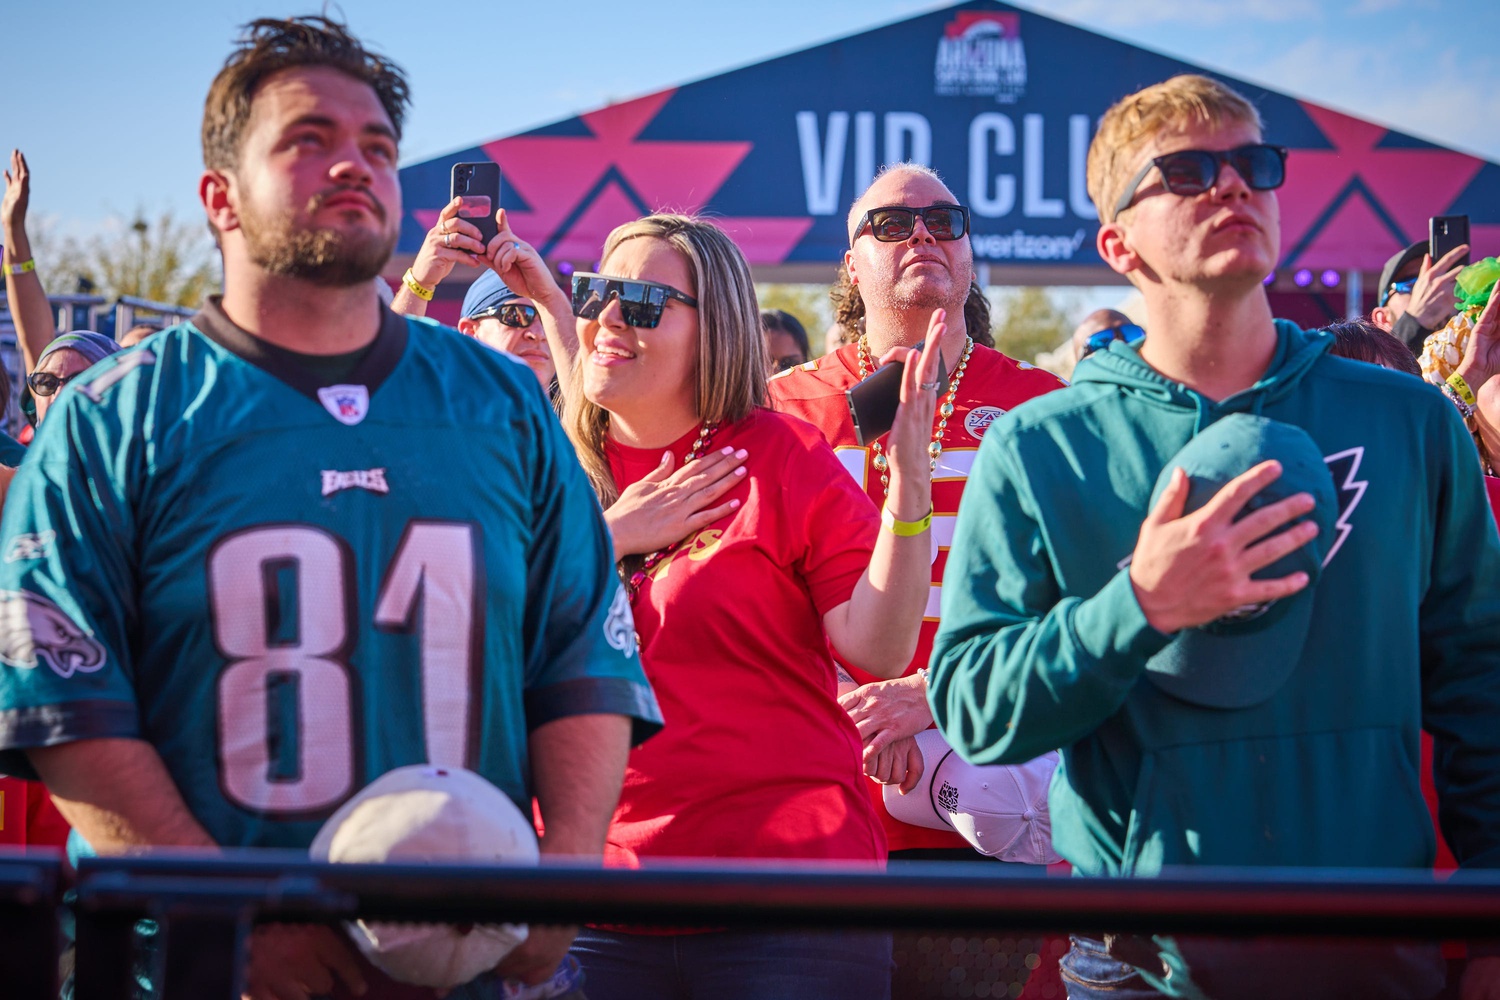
left=2, top=0, right=1494, bottom=237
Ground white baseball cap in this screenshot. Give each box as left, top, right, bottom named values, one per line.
left=309, top=765, right=540, bottom=989
left=883, top=730, right=1062, bottom=865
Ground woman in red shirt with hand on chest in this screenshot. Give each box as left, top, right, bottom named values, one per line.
left=548, top=214, right=940, bottom=1000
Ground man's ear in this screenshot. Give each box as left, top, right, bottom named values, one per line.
left=1096, top=220, right=1140, bottom=278
left=844, top=249, right=858, bottom=286
left=456, top=317, right=478, bottom=337
left=200, top=169, right=239, bottom=235
left=1369, top=305, right=1395, bottom=333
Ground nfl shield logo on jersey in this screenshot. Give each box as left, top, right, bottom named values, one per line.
left=317, top=384, right=371, bottom=426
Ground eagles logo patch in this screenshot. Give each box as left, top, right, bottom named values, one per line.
left=0, top=590, right=108, bottom=679
left=602, top=584, right=637, bottom=657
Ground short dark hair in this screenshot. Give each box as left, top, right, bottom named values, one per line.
left=829, top=263, right=994, bottom=349
left=1325, top=319, right=1421, bottom=377
left=202, top=15, right=410, bottom=172
left=760, top=309, right=811, bottom=359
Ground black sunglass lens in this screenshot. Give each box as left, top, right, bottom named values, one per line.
left=870, top=209, right=916, bottom=242
left=923, top=208, right=966, bottom=240
left=571, top=277, right=608, bottom=319
left=30, top=375, right=58, bottom=396
left=1158, top=152, right=1215, bottom=195
left=619, top=284, right=668, bottom=329
left=1231, top=146, right=1285, bottom=190
left=498, top=304, right=536, bottom=328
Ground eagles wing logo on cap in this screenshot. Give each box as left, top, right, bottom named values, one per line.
left=317, top=384, right=371, bottom=426
left=0, top=590, right=107, bottom=679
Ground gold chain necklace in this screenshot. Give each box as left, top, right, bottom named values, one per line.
left=856, top=335, right=973, bottom=497
left=627, top=421, right=720, bottom=599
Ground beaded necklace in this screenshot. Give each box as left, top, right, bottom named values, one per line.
left=626, top=421, right=720, bottom=599
left=856, top=335, right=974, bottom=497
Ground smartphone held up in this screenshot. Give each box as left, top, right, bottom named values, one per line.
left=451, top=162, right=501, bottom=245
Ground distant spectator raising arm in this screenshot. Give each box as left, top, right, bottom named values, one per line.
left=2, top=150, right=56, bottom=374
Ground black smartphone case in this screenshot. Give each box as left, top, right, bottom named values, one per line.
left=1429, top=215, right=1470, bottom=267
left=451, top=162, right=501, bottom=245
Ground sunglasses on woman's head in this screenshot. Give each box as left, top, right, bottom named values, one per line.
left=474, top=303, right=538, bottom=329
left=27, top=370, right=81, bottom=397
left=851, top=204, right=971, bottom=244
left=1113, top=144, right=1288, bottom=219
left=570, top=273, right=699, bottom=330
left=1081, top=323, right=1146, bottom=359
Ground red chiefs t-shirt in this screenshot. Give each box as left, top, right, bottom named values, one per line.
left=605, top=407, right=886, bottom=865
left=0, top=777, right=69, bottom=849
left=769, top=341, right=1066, bottom=851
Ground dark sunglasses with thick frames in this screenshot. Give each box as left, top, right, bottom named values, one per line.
left=472, top=302, right=538, bottom=329
left=27, top=370, right=84, bottom=397
left=851, top=204, right=971, bottom=244
left=1113, top=144, right=1288, bottom=219
left=571, top=273, right=699, bottom=330
left=1081, top=323, right=1146, bottom=359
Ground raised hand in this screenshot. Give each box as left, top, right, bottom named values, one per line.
left=605, top=446, right=749, bottom=560
left=876, top=307, right=944, bottom=520
left=486, top=209, right=568, bottom=311
left=409, top=197, right=488, bottom=289
left=2, top=149, right=33, bottom=247
left=1457, top=279, right=1500, bottom=393
left=1408, top=244, right=1470, bottom=330
left=1128, top=461, right=1319, bottom=635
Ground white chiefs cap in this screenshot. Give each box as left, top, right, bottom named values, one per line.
left=883, top=730, right=1062, bottom=865
left=309, top=765, right=540, bottom=989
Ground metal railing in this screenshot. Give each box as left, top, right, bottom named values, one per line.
left=0, top=852, right=62, bottom=1000
left=64, top=854, right=1500, bottom=1000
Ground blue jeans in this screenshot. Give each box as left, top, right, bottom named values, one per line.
left=1060, top=934, right=1448, bottom=1000
left=1059, top=936, right=1164, bottom=1000
left=570, top=927, right=893, bottom=1000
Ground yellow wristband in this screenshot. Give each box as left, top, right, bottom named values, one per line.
left=881, top=505, right=932, bottom=537
left=5, top=258, right=35, bottom=275
left=402, top=268, right=434, bottom=302
left=1447, top=371, right=1477, bottom=407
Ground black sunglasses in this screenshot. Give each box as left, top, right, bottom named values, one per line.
left=474, top=302, right=538, bottom=329
left=27, top=370, right=82, bottom=397
left=1113, top=144, right=1288, bottom=219
left=1082, top=323, right=1146, bottom=359
left=852, top=204, right=970, bottom=244
left=571, top=273, right=699, bottom=330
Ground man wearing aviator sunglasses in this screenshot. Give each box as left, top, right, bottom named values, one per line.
left=930, top=74, right=1500, bottom=1000
left=457, top=270, right=556, bottom=395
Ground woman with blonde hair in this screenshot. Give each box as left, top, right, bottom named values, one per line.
left=491, top=213, right=943, bottom=999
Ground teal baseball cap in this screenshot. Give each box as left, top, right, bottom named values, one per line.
left=1142, top=414, right=1337, bottom=709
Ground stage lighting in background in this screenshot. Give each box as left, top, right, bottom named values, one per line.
left=1293, top=268, right=1313, bottom=288
left=1320, top=270, right=1340, bottom=288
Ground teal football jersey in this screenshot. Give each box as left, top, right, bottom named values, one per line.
left=0, top=299, right=661, bottom=849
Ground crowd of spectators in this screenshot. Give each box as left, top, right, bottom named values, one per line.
left=1, top=14, right=1498, bottom=1000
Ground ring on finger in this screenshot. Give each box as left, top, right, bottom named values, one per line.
left=918, top=380, right=941, bottom=391
left=444, top=233, right=452, bottom=248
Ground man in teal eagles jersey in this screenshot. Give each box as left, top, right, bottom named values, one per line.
left=929, top=75, right=1500, bottom=998
left=0, top=16, right=661, bottom=999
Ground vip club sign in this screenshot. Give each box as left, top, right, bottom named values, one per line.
left=398, top=1, right=1499, bottom=273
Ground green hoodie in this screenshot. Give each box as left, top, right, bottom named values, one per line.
left=930, top=320, right=1500, bottom=877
